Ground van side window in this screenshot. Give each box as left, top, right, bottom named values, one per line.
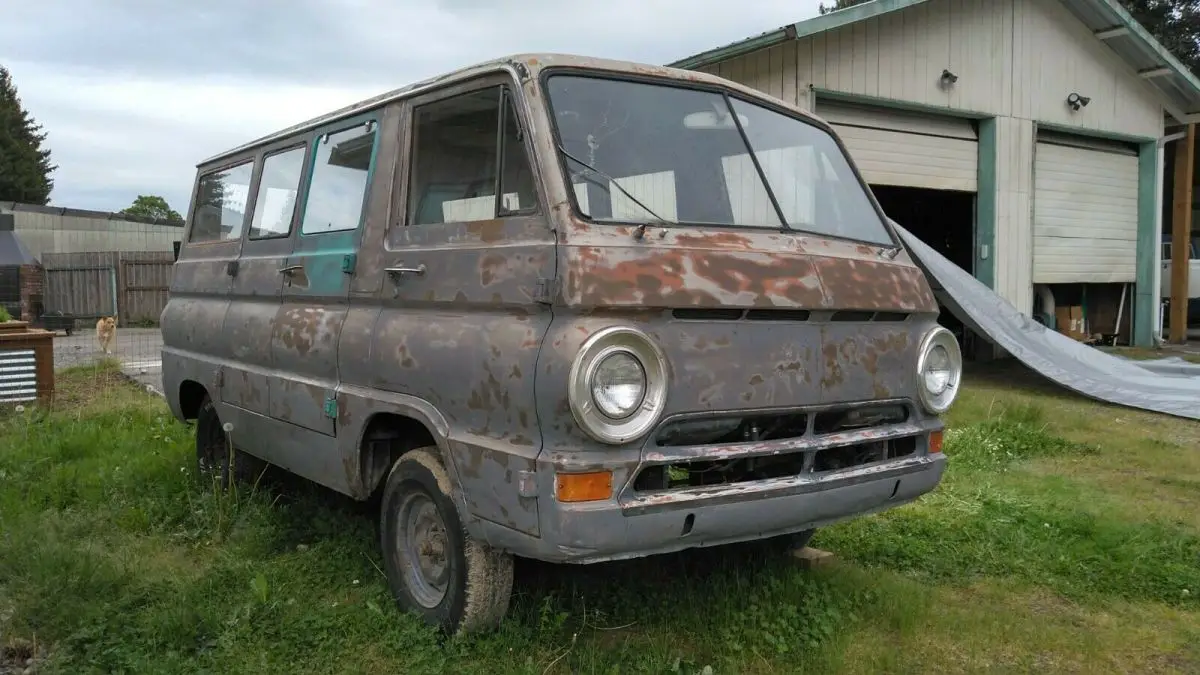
left=409, top=87, right=536, bottom=225
left=301, top=122, right=378, bottom=235
left=189, top=160, right=255, bottom=242
left=250, top=145, right=307, bottom=239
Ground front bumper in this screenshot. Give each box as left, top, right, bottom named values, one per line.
left=475, top=437, right=946, bottom=564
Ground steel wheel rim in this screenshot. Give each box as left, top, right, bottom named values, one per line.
left=396, top=490, right=450, bottom=608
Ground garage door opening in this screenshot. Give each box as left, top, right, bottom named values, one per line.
left=870, top=185, right=980, bottom=356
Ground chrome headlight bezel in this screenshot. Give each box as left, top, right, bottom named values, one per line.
left=568, top=326, right=669, bottom=445
left=915, top=326, right=962, bottom=415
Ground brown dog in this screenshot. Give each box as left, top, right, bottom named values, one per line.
left=96, top=315, right=117, bottom=355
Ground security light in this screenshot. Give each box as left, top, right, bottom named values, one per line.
left=1067, top=92, right=1091, bottom=111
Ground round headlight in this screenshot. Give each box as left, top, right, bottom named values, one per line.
left=568, top=326, right=669, bottom=444
left=590, top=351, right=647, bottom=419
left=916, top=326, right=962, bottom=414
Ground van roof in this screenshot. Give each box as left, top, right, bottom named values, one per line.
left=199, top=52, right=817, bottom=167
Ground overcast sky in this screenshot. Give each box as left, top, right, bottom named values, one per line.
left=1, top=0, right=823, bottom=214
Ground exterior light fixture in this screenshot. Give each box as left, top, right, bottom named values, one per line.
left=1067, top=92, right=1091, bottom=111
left=939, top=69, right=958, bottom=89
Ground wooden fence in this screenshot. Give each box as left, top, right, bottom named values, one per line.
left=41, top=251, right=175, bottom=326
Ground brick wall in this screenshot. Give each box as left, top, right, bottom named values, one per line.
left=19, top=264, right=44, bottom=323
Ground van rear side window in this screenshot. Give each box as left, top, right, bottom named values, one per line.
left=189, top=161, right=254, bottom=243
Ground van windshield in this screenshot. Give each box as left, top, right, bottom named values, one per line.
left=545, top=74, right=894, bottom=247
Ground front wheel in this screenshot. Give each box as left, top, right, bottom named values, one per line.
left=379, top=447, right=513, bottom=635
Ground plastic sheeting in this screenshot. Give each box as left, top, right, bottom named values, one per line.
left=892, top=222, right=1200, bottom=421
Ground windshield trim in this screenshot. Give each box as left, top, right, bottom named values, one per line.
left=538, top=67, right=902, bottom=250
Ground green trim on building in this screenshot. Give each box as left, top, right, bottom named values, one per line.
left=809, top=88, right=992, bottom=119
left=1034, top=121, right=1155, bottom=145
left=667, top=0, right=933, bottom=70
left=975, top=118, right=998, bottom=290
left=1134, top=140, right=1158, bottom=347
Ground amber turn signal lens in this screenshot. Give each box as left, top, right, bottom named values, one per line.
left=929, top=430, right=944, bottom=454
left=555, top=471, right=613, bottom=503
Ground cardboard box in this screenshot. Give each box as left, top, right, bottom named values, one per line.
left=1055, top=305, right=1086, bottom=340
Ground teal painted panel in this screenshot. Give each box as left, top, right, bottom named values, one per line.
left=1134, top=140, right=1158, bottom=347
left=975, top=118, right=998, bottom=289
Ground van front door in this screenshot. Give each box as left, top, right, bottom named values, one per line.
left=270, top=115, right=380, bottom=442
left=367, top=80, right=553, bottom=537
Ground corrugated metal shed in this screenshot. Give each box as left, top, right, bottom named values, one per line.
left=0, top=214, right=38, bottom=266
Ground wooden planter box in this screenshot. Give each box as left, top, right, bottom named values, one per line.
left=0, top=321, right=54, bottom=405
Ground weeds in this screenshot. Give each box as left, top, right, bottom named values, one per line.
left=0, top=368, right=1198, bottom=673
left=942, top=401, right=1099, bottom=469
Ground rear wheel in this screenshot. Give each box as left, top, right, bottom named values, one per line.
left=379, top=447, right=513, bottom=635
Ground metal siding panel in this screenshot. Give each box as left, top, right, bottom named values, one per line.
left=994, top=117, right=1034, bottom=315
left=1033, top=141, right=1139, bottom=283
left=0, top=349, right=38, bottom=403
left=1013, top=0, right=1162, bottom=138
left=785, top=40, right=803, bottom=108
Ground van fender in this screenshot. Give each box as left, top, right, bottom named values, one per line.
left=336, top=385, right=472, bottom=515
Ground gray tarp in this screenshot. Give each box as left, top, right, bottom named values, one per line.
left=892, top=222, right=1200, bottom=422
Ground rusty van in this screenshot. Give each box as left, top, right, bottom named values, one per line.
left=162, top=53, right=960, bottom=635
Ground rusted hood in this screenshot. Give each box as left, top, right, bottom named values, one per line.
left=557, top=224, right=937, bottom=313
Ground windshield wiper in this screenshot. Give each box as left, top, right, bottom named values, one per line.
left=556, top=144, right=674, bottom=240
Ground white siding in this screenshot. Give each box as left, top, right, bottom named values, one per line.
left=816, top=102, right=978, bottom=191
left=1011, top=0, right=1162, bottom=137
left=1032, top=140, right=1139, bottom=283
left=704, top=0, right=1164, bottom=138
left=994, top=117, right=1036, bottom=315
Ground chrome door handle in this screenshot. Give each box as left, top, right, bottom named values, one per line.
left=278, top=265, right=304, bottom=274
left=385, top=264, right=427, bottom=277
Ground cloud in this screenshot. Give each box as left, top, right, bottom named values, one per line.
left=0, top=0, right=820, bottom=212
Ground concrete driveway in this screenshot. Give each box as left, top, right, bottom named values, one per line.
left=52, top=327, right=164, bottom=394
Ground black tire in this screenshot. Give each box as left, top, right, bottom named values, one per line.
left=379, top=447, right=513, bottom=635
left=194, top=394, right=262, bottom=489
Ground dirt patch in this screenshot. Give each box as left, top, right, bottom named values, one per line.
left=46, top=361, right=141, bottom=412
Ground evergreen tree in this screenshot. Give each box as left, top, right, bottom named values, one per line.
left=0, top=65, right=55, bottom=204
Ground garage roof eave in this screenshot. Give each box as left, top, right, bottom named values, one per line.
left=668, top=0, right=1200, bottom=121
left=1060, top=0, right=1200, bottom=122
left=666, top=27, right=792, bottom=70
left=666, top=0, right=932, bottom=70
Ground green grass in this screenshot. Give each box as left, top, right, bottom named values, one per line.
left=1, top=361, right=1199, bottom=674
